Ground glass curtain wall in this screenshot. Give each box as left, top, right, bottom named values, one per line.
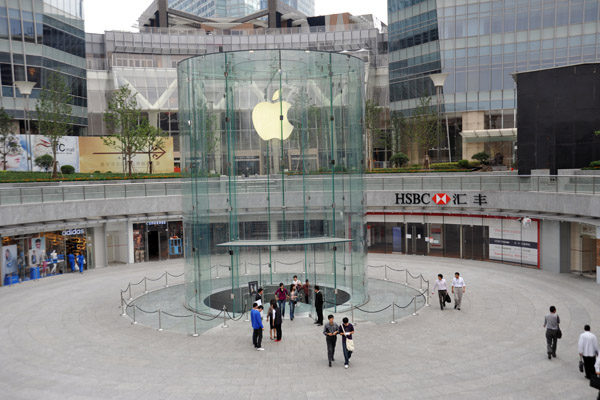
left=180, top=50, right=366, bottom=316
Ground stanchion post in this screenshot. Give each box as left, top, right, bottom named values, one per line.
left=128, top=285, right=132, bottom=301
left=426, top=282, right=430, bottom=307
left=157, top=309, right=163, bottom=331
left=121, top=295, right=126, bottom=316
left=244, top=260, right=248, bottom=275
left=351, top=304, right=355, bottom=325
left=192, top=314, right=199, bottom=337
left=273, top=260, right=277, bottom=274
left=384, top=265, right=388, bottom=281
left=420, top=276, right=423, bottom=290
left=390, top=303, right=396, bottom=324
left=165, top=272, right=169, bottom=288
left=144, top=277, right=148, bottom=294
left=404, top=269, right=408, bottom=286
left=216, top=264, right=220, bottom=279
left=221, top=305, right=228, bottom=328
left=132, top=306, right=138, bottom=324
left=412, top=296, right=418, bottom=316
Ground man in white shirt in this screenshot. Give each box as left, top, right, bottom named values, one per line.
left=595, top=356, right=600, bottom=400
left=432, top=274, right=448, bottom=311
left=451, top=272, right=466, bottom=311
left=578, top=325, right=599, bottom=379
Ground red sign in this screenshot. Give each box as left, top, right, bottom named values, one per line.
left=432, top=193, right=450, bottom=205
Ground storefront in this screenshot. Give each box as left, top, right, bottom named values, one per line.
left=367, top=213, right=541, bottom=268
left=132, top=221, right=183, bottom=263
left=1, top=228, right=95, bottom=286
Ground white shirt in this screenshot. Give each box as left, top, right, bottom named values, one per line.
left=433, top=278, right=447, bottom=291
left=578, top=331, right=600, bottom=357
left=596, top=356, right=600, bottom=373
left=452, top=277, right=465, bottom=288
left=291, top=279, right=301, bottom=288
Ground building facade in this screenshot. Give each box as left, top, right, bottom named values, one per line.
left=388, top=0, right=600, bottom=166
left=86, top=9, right=388, bottom=169
left=0, top=0, right=87, bottom=136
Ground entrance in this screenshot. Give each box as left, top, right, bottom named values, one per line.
left=148, top=231, right=160, bottom=261
left=406, top=223, right=426, bottom=255
left=462, top=226, right=488, bottom=260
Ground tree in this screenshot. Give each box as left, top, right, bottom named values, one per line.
left=0, top=107, right=18, bottom=171
left=389, top=152, right=409, bottom=167
left=137, top=119, right=167, bottom=174
left=103, top=85, right=144, bottom=177
left=365, top=99, right=382, bottom=170
left=406, top=96, right=438, bottom=163
left=34, top=154, right=54, bottom=172
left=204, top=112, right=219, bottom=174
left=36, top=72, right=72, bottom=178
left=390, top=112, right=407, bottom=155
left=472, top=151, right=491, bottom=165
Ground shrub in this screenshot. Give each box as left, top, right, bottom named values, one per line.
left=457, top=159, right=470, bottom=169
left=471, top=151, right=491, bottom=164
left=589, top=160, right=600, bottom=168
left=389, top=152, right=409, bottom=167
left=34, top=154, right=54, bottom=172
left=431, top=162, right=458, bottom=169
left=60, top=165, right=75, bottom=174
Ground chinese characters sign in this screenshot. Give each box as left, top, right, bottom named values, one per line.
left=394, top=192, right=488, bottom=207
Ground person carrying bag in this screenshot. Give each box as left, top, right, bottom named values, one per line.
left=339, top=317, right=355, bottom=369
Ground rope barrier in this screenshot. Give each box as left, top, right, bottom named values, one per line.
left=275, top=260, right=303, bottom=265
left=406, top=271, right=423, bottom=280
left=354, top=304, right=392, bottom=313
left=394, top=298, right=415, bottom=309
left=385, top=266, right=406, bottom=272
left=135, top=305, right=159, bottom=314
left=166, top=272, right=184, bottom=278
left=129, top=278, right=145, bottom=286
left=194, top=310, right=225, bottom=321
left=226, top=309, right=247, bottom=321
left=145, top=272, right=167, bottom=282
left=162, top=311, right=193, bottom=318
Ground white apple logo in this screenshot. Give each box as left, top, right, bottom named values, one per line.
left=252, top=89, right=294, bottom=141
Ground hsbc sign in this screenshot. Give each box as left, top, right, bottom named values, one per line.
left=395, top=192, right=488, bottom=206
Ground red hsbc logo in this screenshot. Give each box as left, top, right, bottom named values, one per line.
left=432, top=193, right=450, bottom=205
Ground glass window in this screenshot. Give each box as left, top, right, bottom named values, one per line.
left=0, top=17, right=7, bottom=39
left=584, top=2, right=599, bottom=22
left=529, top=9, right=542, bottom=29
left=504, top=12, right=515, bottom=32
left=570, top=3, right=584, bottom=24
left=9, top=18, right=21, bottom=39
left=542, top=8, right=555, bottom=28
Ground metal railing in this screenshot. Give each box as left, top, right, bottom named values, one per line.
left=118, top=263, right=431, bottom=334
left=2, top=174, right=599, bottom=206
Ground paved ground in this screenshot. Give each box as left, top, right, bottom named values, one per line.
left=0, top=255, right=598, bottom=400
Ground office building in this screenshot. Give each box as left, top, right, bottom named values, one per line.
left=0, top=0, right=87, bottom=136
left=388, top=0, right=600, bottom=165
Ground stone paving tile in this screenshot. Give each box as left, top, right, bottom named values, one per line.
left=0, top=256, right=599, bottom=399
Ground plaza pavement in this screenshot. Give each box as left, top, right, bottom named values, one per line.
left=0, top=254, right=598, bottom=400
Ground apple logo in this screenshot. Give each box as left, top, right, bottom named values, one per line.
left=252, top=89, right=294, bottom=141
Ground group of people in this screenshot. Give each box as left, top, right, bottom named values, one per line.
left=544, top=306, right=600, bottom=398
left=431, top=272, right=466, bottom=311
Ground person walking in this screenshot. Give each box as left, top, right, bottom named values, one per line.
left=251, top=303, right=264, bottom=351
left=323, top=314, right=338, bottom=367
left=275, top=283, right=289, bottom=318
left=451, top=272, right=465, bottom=310
left=273, top=303, right=283, bottom=342
left=255, top=287, right=263, bottom=307
left=291, top=275, right=301, bottom=291
left=314, top=285, right=324, bottom=325
left=267, top=299, right=276, bottom=340
left=544, top=305, right=560, bottom=359
left=595, top=357, right=600, bottom=400
left=578, top=325, right=599, bottom=379
left=77, top=253, right=85, bottom=274
left=432, top=274, right=448, bottom=311
left=338, top=317, right=354, bottom=369
left=67, top=253, right=76, bottom=273
left=301, top=279, right=311, bottom=304
left=289, top=286, right=298, bottom=321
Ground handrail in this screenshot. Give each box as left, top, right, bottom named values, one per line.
left=1, top=174, right=598, bottom=206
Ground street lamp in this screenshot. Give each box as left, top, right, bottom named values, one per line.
left=429, top=73, right=449, bottom=162
left=15, top=80, right=36, bottom=171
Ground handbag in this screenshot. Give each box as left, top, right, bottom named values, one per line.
left=341, top=324, right=355, bottom=352
left=578, top=359, right=584, bottom=373
left=590, top=375, right=600, bottom=390
left=445, top=293, right=452, bottom=304
left=557, top=327, right=562, bottom=339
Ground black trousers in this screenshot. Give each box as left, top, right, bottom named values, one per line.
left=275, top=324, right=282, bottom=341
left=316, top=307, right=323, bottom=324
left=326, top=337, right=337, bottom=362
left=546, top=329, right=558, bottom=355
left=437, top=290, right=447, bottom=309
left=252, top=328, right=262, bottom=348
left=583, top=356, right=597, bottom=378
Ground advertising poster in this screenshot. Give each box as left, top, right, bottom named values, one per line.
left=430, top=224, right=443, bottom=248
left=489, top=219, right=538, bottom=266
left=2, top=244, right=18, bottom=284
left=5, top=135, right=80, bottom=172
left=28, top=237, right=46, bottom=267
left=392, top=226, right=403, bottom=253
left=79, top=137, right=174, bottom=173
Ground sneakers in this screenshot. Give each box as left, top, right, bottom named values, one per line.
left=256, top=348, right=264, bottom=351
left=344, top=365, right=348, bottom=369
left=274, top=339, right=281, bottom=342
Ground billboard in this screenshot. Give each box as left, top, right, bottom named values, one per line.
left=489, top=219, right=538, bottom=266
left=2, top=135, right=80, bottom=172
left=79, top=137, right=174, bottom=173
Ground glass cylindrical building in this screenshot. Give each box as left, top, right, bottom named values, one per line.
left=179, top=50, right=366, bottom=317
